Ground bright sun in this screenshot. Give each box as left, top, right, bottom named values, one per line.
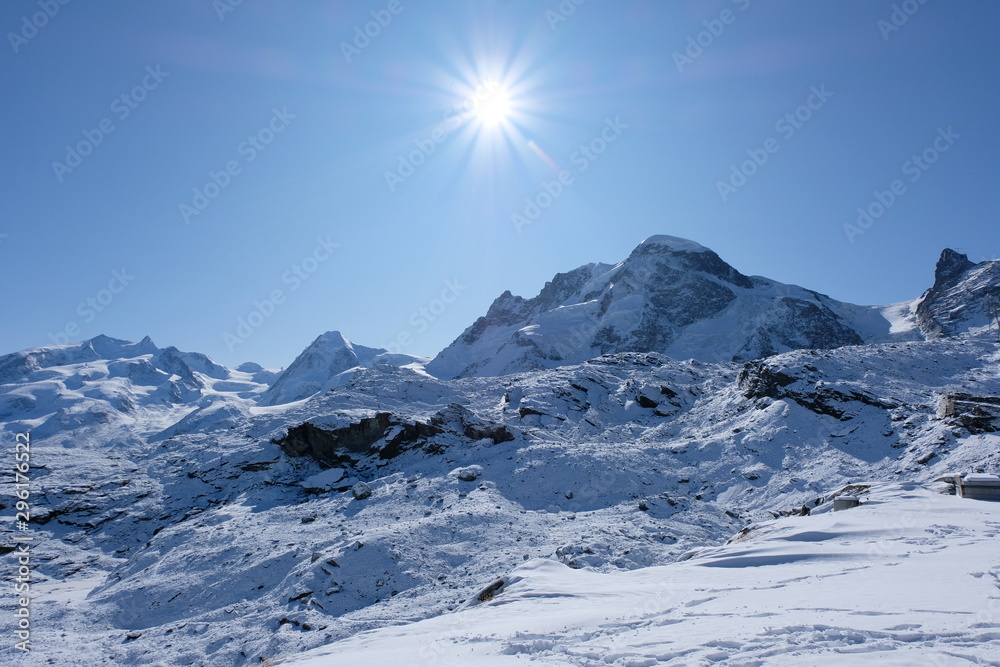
left=472, top=82, right=511, bottom=127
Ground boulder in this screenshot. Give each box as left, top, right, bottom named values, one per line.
left=351, top=482, right=372, bottom=500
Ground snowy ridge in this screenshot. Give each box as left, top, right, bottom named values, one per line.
left=427, top=236, right=926, bottom=379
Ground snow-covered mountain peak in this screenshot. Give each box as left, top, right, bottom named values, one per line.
left=87, top=333, right=161, bottom=359
left=309, top=330, right=354, bottom=351
left=917, top=249, right=1000, bottom=339
left=934, top=248, right=976, bottom=286
left=261, top=331, right=426, bottom=405
left=0, top=334, right=163, bottom=385
left=427, top=236, right=909, bottom=378
left=636, top=234, right=710, bottom=254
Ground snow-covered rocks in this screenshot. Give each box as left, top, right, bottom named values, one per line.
left=351, top=481, right=372, bottom=500
left=451, top=465, right=483, bottom=482
left=301, top=467, right=347, bottom=493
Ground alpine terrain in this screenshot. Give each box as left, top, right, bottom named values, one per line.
left=2, top=237, right=999, bottom=666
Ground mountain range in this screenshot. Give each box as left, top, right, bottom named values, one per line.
left=427, top=235, right=1000, bottom=379
left=2, top=236, right=999, bottom=665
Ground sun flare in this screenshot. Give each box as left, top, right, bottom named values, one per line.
left=472, top=81, right=511, bottom=127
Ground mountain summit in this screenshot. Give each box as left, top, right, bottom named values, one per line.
left=262, top=331, right=426, bottom=404
left=427, top=235, right=906, bottom=378
left=916, top=249, right=1000, bottom=339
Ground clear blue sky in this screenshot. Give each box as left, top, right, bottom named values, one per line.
left=3, top=1, right=998, bottom=369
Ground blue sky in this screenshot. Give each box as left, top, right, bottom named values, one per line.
left=3, top=0, right=998, bottom=369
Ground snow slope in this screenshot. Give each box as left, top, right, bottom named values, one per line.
left=2, top=329, right=1000, bottom=665
left=282, top=481, right=1000, bottom=666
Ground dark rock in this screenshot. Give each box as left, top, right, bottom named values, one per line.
left=476, top=579, right=505, bottom=602
left=917, top=250, right=1000, bottom=338
left=276, top=413, right=443, bottom=467
left=934, top=249, right=976, bottom=287
left=636, top=395, right=658, bottom=409
left=739, top=360, right=895, bottom=420
left=738, top=361, right=798, bottom=400
left=430, top=404, right=514, bottom=445
left=938, top=393, right=1000, bottom=434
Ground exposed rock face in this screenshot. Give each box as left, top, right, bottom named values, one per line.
left=738, top=358, right=896, bottom=421
left=938, top=393, right=1000, bottom=434
left=429, top=403, right=515, bottom=445
left=275, top=404, right=514, bottom=468
left=427, top=236, right=885, bottom=379
left=916, top=250, right=1000, bottom=339
left=737, top=361, right=798, bottom=401
left=275, top=414, right=435, bottom=468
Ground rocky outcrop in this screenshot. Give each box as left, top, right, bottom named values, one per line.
left=916, top=250, right=1000, bottom=339
left=737, top=361, right=798, bottom=401
left=427, top=403, right=509, bottom=442
left=738, top=359, right=896, bottom=420
left=938, top=393, right=1000, bottom=434
left=275, top=414, right=438, bottom=468
left=276, top=404, right=514, bottom=468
